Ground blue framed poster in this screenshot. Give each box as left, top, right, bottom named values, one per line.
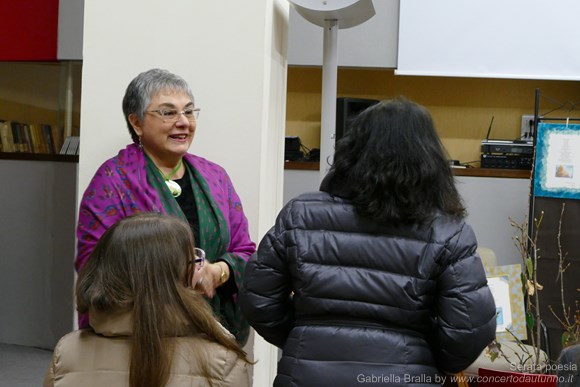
left=534, top=122, right=580, bottom=199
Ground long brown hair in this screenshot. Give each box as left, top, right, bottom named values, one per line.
left=76, top=213, right=250, bottom=387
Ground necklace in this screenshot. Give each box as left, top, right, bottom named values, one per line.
left=157, top=159, right=183, bottom=197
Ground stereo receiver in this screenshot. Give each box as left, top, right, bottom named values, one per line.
left=479, top=116, right=534, bottom=170
left=481, top=139, right=533, bottom=155
left=480, top=153, right=533, bottom=170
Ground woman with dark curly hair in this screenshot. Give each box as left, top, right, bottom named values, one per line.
left=239, top=97, right=496, bottom=387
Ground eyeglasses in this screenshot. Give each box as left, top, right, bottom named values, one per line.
left=185, top=247, right=205, bottom=288
left=192, top=247, right=205, bottom=267
left=147, top=107, right=200, bottom=123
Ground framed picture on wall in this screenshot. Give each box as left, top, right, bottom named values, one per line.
left=533, top=122, right=580, bottom=200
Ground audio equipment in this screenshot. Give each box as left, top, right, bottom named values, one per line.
left=481, top=140, right=534, bottom=155
left=480, top=116, right=534, bottom=170
left=285, top=136, right=304, bottom=161
left=480, top=153, right=533, bottom=170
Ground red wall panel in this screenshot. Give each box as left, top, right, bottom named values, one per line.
left=0, top=0, right=60, bottom=61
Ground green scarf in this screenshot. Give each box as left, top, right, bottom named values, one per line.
left=145, top=154, right=249, bottom=344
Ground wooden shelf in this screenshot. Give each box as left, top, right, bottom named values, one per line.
left=285, top=161, right=531, bottom=179
left=284, top=160, right=320, bottom=170
left=452, top=167, right=531, bottom=179
left=0, top=152, right=78, bottom=163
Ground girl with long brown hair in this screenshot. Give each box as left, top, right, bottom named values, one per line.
left=45, top=213, right=251, bottom=387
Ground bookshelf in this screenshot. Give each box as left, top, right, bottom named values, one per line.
left=0, top=152, right=78, bottom=162
left=0, top=61, right=81, bottom=162
left=0, top=61, right=81, bottom=348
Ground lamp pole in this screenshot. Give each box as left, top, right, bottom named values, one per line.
left=320, top=19, right=338, bottom=181
left=288, top=0, right=375, bottom=182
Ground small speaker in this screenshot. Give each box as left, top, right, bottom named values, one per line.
left=285, top=136, right=301, bottom=152
left=285, top=136, right=303, bottom=161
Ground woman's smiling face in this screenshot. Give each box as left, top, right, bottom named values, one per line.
left=130, top=90, right=196, bottom=164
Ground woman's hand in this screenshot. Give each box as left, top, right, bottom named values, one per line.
left=194, top=261, right=229, bottom=298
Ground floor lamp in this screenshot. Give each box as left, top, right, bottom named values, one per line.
left=288, top=0, right=375, bottom=182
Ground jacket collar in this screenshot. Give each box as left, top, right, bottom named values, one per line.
left=89, top=308, right=133, bottom=337
left=88, top=308, right=199, bottom=338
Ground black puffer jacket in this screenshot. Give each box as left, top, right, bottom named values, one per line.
left=239, top=191, right=496, bottom=387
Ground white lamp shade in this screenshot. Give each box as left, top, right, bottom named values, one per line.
left=289, top=0, right=375, bottom=29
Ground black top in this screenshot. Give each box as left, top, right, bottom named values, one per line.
left=174, top=176, right=200, bottom=245
left=174, top=175, right=236, bottom=292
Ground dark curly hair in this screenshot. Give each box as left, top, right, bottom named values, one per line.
left=329, top=97, right=465, bottom=224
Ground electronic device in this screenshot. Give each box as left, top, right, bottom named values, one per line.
left=336, top=97, right=379, bottom=143
left=480, top=116, right=534, bottom=170
left=285, top=136, right=303, bottom=161
left=480, top=153, right=533, bottom=170
left=481, top=139, right=534, bottom=155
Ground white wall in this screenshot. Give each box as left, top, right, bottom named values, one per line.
left=455, top=176, right=530, bottom=266
left=80, top=1, right=288, bottom=385
left=0, top=160, right=77, bottom=349
left=283, top=169, right=321, bottom=204
left=57, top=0, right=84, bottom=60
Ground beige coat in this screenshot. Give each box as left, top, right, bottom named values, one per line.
left=44, top=310, right=250, bottom=387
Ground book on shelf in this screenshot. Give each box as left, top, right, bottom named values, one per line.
left=30, top=124, right=47, bottom=154
left=29, top=124, right=40, bottom=153
left=22, top=124, right=34, bottom=153
left=50, top=124, right=64, bottom=154
left=0, top=121, right=15, bottom=152
left=68, top=136, right=79, bottom=155
left=41, top=124, right=54, bottom=154
left=10, top=122, right=22, bottom=152
left=0, top=119, right=69, bottom=156
left=59, top=136, right=80, bottom=155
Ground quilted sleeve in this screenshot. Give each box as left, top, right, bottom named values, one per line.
left=238, top=206, right=295, bottom=348
left=431, top=222, right=497, bottom=373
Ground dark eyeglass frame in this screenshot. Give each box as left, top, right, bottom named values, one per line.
left=191, top=247, right=205, bottom=267
left=185, top=247, right=205, bottom=288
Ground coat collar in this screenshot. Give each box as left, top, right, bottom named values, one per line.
left=88, top=307, right=214, bottom=338
left=89, top=308, right=133, bottom=337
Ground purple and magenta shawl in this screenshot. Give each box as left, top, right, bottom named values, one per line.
left=75, top=143, right=255, bottom=328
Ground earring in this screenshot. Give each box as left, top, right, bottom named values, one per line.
left=138, top=136, right=143, bottom=149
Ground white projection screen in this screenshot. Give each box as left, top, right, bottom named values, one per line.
left=397, top=0, right=580, bottom=80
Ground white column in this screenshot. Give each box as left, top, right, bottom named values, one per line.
left=80, top=0, right=288, bottom=384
